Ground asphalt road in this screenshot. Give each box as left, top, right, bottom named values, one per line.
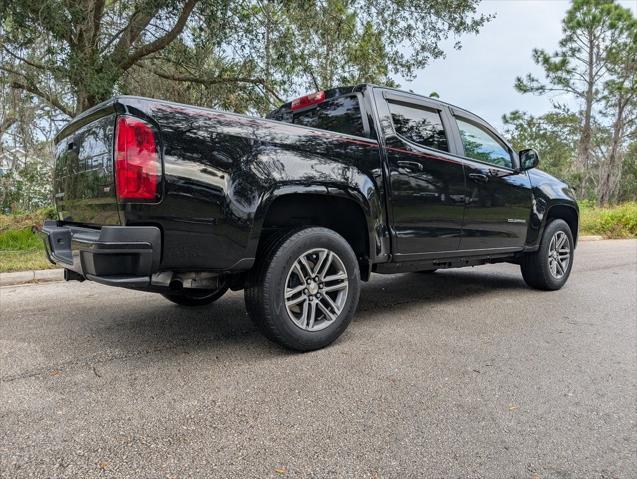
left=1, top=239, right=636, bottom=479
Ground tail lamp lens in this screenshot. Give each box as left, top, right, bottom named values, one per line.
left=115, top=116, right=161, bottom=201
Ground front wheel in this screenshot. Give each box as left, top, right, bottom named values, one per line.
left=161, top=286, right=228, bottom=306
left=245, top=227, right=360, bottom=351
left=520, top=218, right=574, bottom=290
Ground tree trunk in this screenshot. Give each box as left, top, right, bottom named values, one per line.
left=576, top=98, right=593, bottom=167
left=72, top=67, right=115, bottom=115
left=597, top=100, right=626, bottom=206
left=574, top=32, right=596, bottom=198
left=74, top=91, right=102, bottom=116
left=0, top=116, right=17, bottom=139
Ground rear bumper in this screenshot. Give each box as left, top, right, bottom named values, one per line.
left=40, top=220, right=161, bottom=288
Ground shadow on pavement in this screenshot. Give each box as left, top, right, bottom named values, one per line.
left=86, top=267, right=528, bottom=355
left=357, top=268, right=528, bottom=314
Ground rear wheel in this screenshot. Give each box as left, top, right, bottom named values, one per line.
left=162, top=286, right=228, bottom=306
left=520, top=219, right=574, bottom=290
left=245, top=227, right=360, bottom=351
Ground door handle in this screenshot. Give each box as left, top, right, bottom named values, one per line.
left=468, top=173, right=489, bottom=184
left=397, top=160, right=423, bottom=172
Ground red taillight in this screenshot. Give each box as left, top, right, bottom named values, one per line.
left=114, top=116, right=161, bottom=201
left=290, top=90, right=326, bottom=110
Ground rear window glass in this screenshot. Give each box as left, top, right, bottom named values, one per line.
left=272, top=95, right=365, bottom=137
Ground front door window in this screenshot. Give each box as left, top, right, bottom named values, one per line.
left=456, top=118, right=512, bottom=169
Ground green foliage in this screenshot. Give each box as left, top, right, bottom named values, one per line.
left=579, top=201, right=637, bottom=238
left=503, top=110, right=580, bottom=181
left=1, top=0, right=491, bottom=117
left=515, top=0, right=633, bottom=100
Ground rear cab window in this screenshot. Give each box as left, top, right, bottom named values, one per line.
left=267, top=89, right=367, bottom=138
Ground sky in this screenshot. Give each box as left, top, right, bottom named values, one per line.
left=396, top=0, right=637, bottom=132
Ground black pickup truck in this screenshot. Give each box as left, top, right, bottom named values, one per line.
left=41, top=84, right=578, bottom=350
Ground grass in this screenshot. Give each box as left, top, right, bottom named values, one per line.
left=0, top=250, right=56, bottom=273
left=0, top=227, right=44, bottom=250
left=0, top=209, right=57, bottom=273
left=579, top=202, right=637, bottom=239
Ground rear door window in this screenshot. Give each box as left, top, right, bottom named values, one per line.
left=388, top=101, right=449, bottom=152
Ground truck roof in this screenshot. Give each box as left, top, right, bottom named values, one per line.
left=268, top=83, right=493, bottom=130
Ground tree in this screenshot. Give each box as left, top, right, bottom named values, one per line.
left=0, top=72, right=59, bottom=212
left=515, top=0, right=635, bottom=196
left=138, top=0, right=492, bottom=114
left=596, top=14, right=637, bottom=204
left=1, top=0, right=492, bottom=117
left=503, top=110, right=580, bottom=182
left=1, top=0, right=218, bottom=116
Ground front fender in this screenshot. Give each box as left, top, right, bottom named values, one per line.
left=526, top=169, right=579, bottom=248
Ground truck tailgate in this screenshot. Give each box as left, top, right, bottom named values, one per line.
left=54, top=114, right=120, bottom=225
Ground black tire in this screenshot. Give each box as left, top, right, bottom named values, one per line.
left=245, top=227, right=361, bottom=351
left=416, top=269, right=437, bottom=274
left=162, top=286, right=228, bottom=306
left=520, top=218, right=574, bottom=291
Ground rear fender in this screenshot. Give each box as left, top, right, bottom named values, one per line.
left=250, top=181, right=384, bottom=263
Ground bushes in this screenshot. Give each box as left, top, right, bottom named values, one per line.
left=579, top=202, right=637, bottom=239
left=0, top=157, right=54, bottom=213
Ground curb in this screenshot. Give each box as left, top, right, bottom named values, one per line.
left=0, top=269, right=64, bottom=287
left=579, top=235, right=604, bottom=241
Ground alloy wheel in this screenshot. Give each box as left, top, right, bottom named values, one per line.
left=284, top=248, right=349, bottom=331
left=548, top=230, right=571, bottom=279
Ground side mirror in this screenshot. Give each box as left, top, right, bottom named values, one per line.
left=519, top=148, right=540, bottom=171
